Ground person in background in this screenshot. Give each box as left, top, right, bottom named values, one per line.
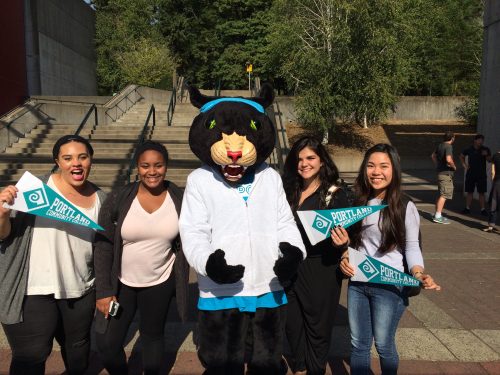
left=282, top=135, right=351, bottom=375
left=94, top=141, right=189, bottom=375
left=460, top=134, right=491, bottom=216
left=483, top=149, right=500, bottom=232
left=340, top=143, right=441, bottom=375
left=0, top=135, right=105, bottom=375
left=431, top=131, right=456, bottom=224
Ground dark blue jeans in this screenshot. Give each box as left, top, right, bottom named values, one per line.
left=348, top=282, right=406, bottom=375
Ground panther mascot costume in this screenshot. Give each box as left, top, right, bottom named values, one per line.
left=179, top=84, right=305, bottom=374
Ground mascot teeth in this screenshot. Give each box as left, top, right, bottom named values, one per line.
left=223, top=165, right=246, bottom=177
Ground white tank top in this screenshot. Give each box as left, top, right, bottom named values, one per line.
left=27, top=176, right=101, bottom=298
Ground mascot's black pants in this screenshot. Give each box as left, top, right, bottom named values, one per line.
left=198, top=305, right=286, bottom=375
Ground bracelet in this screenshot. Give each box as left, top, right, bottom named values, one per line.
left=413, top=271, right=424, bottom=277
left=341, top=256, right=349, bottom=261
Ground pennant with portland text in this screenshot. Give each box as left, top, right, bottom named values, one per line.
left=2, top=171, right=103, bottom=230
left=297, top=205, right=386, bottom=246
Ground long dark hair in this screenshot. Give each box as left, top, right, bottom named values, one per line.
left=350, top=143, right=405, bottom=254
left=282, top=135, right=341, bottom=210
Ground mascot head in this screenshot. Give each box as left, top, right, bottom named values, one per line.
left=187, top=84, right=276, bottom=182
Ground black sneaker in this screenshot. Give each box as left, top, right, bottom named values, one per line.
left=481, top=209, right=489, bottom=217
left=462, top=208, right=471, bottom=214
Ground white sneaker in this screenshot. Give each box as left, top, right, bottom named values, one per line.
left=433, top=216, right=450, bottom=224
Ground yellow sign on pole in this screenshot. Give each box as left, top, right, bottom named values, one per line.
left=246, top=64, right=253, bottom=73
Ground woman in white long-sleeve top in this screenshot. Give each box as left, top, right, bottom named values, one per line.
left=339, top=143, right=441, bottom=375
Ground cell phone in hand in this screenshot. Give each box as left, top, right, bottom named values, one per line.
left=108, top=300, right=119, bottom=317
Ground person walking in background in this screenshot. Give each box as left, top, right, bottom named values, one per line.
left=94, top=141, right=189, bottom=375
left=282, top=136, right=351, bottom=375
left=0, top=135, right=105, bottom=375
left=483, top=149, right=500, bottom=232
left=431, top=131, right=456, bottom=224
left=340, top=143, right=441, bottom=375
left=460, top=134, right=491, bottom=216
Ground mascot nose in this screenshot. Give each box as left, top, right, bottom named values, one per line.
left=227, top=151, right=242, bottom=163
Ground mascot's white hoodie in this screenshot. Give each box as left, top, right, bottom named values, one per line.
left=179, top=163, right=305, bottom=299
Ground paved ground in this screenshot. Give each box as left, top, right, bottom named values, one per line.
left=1, top=169, right=499, bottom=374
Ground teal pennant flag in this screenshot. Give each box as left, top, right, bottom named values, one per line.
left=297, top=205, right=387, bottom=245
left=349, top=248, right=421, bottom=288
left=3, top=171, right=103, bottom=230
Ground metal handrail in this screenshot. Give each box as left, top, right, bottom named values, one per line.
left=214, top=79, right=222, bottom=97
left=167, top=76, right=181, bottom=126
left=126, top=104, right=156, bottom=182
left=75, top=104, right=98, bottom=136
left=104, top=86, right=143, bottom=122
left=270, top=100, right=287, bottom=173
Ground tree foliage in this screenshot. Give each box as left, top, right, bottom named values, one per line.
left=93, top=0, right=176, bottom=94
left=404, top=0, right=483, bottom=96
left=266, top=0, right=414, bottom=130
left=158, top=0, right=273, bottom=88
left=93, top=0, right=483, bottom=130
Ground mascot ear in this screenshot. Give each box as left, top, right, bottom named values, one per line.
left=251, top=83, right=275, bottom=109
left=187, top=85, right=217, bottom=109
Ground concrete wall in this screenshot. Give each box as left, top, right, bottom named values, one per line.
left=24, top=0, right=97, bottom=96
left=478, top=0, right=500, bottom=152
left=275, top=96, right=467, bottom=125
left=385, top=96, right=467, bottom=123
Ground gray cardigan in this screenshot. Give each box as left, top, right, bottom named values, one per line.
left=0, top=175, right=106, bottom=324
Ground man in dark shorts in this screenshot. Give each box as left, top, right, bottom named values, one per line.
left=431, top=131, right=456, bottom=224
left=460, top=134, right=491, bottom=216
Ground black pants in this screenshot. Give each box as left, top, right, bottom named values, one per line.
left=2, top=291, right=95, bottom=375
left=95, top=276, right=175, bottom=375
left=285, top=256, right=342, bottom=375
left=198, top=305, right=286, bottom=375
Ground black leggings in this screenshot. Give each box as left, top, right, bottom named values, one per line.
left=198, top=305, right=286, bottom=375
left=2, top=291, right=96, bottom=375
left=95, top=276, right=176, bottom=375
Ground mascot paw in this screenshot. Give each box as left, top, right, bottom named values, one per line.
left=273, top=242, right=303, bottom=284
left=206, top=249, right=245, bottom=284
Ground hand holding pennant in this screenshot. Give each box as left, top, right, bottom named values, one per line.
left=348, top=248, right=421, bottom=288
left=296, top=205, right=387, bottom=246
left=2, top=171, right=103, bottom=230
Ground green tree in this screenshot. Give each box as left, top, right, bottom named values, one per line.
left=93, top=0, right=175, bottom=94
left=158, top=0, right=273, bottom=88
left=116, top=38, right=176, bottom=87
left=404, top=0, right=483, bottom=96
left=266, top=0, right=413, bottom=133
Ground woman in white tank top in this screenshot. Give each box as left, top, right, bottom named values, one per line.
left=0, top=134, right=105, bottom=375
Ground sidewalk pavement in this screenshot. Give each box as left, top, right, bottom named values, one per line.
left=0, top=169, right=499, bottom=374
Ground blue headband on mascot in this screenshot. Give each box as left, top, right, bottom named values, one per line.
left=199, top=98, right=265, bottom=114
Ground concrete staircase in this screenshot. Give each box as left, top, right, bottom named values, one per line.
left=0, top=89, right=290, bottom=192
left=0, top=99, right=200, bottom=191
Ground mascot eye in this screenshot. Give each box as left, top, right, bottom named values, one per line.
left=207, top=119, right=216, bottom=130
left=249, top=120, right=260, bottom=131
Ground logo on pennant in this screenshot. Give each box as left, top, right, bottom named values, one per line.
left=312, top=214, right=332, bottom=235
left=23, top=188, right=49, bottom=210
left=358, top=258, right=379, bottom=280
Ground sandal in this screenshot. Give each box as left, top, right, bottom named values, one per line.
left=482, top=226, right=494, bottom=233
